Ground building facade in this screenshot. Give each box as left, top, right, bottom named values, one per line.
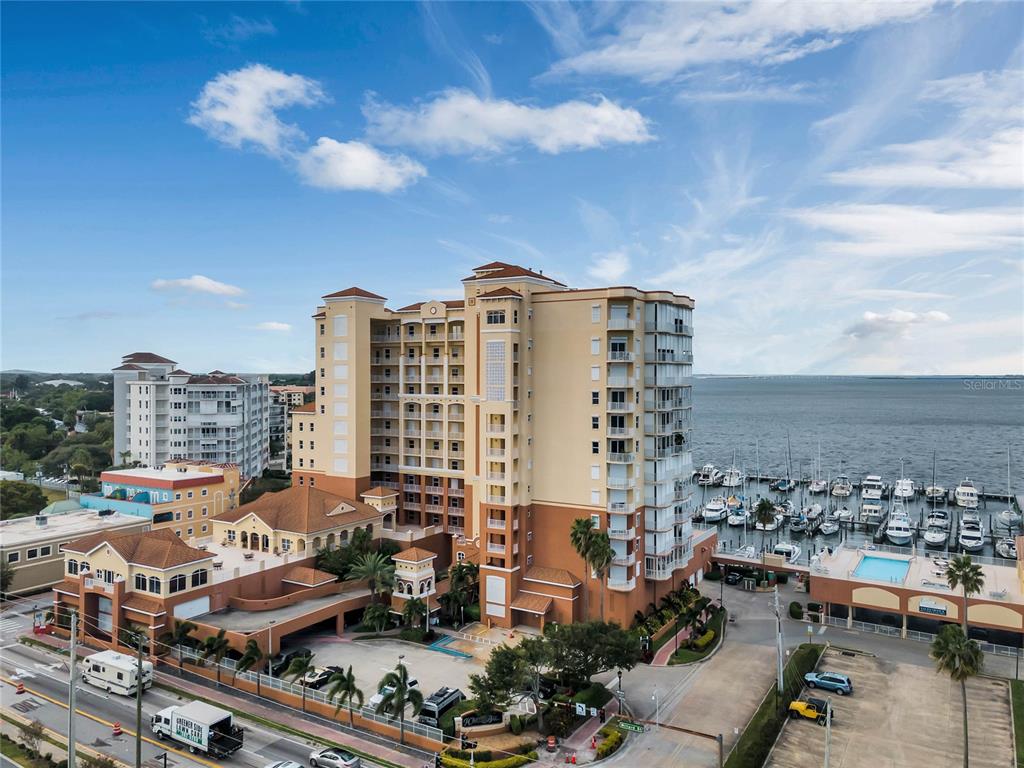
left=289, top=261, right=715, bottom=628
left=78, top=461, right=241, bottom=538
left=112, top=353, right=270, bottom=478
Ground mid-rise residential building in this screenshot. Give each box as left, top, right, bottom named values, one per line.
left=289, top=261, right=716, bottom=629
left=269, top=386, right=313, bottom=460
left=112, top=353, right=270, bottom=477
left=78, top=461, right=241, bottom=538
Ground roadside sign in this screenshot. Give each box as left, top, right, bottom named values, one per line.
left=575, top=703, right=587, bottom=716
left=618, top=720, right=645, bottom=733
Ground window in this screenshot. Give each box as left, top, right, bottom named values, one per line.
left=591, top=366, right=600, bottom=381
left=169, top=574, right=187, bottom=593
left=227, top=530, right=236, bottom=542
left=39, top=545, right=51, bottom=557
left=7, top=552, right=19, bottom=564
left=591, top=304, right=601, bottom=322
left=591, top=391, right=599, bottom=405
left=175, top=493, right=182, bottom=501
left=527, top=554, right=534, bottom=566
left=592, top=416, right=599, bottom=429
left=135, top=573, right=147, bottom=590
left=186, top=527, right=193, bottom=536
left=187, top=510, right=193, bottom=519
left=486, top=310, right=505, bottom=325
left=191, top=569, right=208, bottom=587
left=298, top=476, right=304, bottom=485
left=175, top=511, right=182, bottom=521
left=320, top=347, right=325, bottom=359
left=201, top=488, right=208, bottom=496
left=68, top=559, right=79, bottom=575
left=148, top=576, right=161, bottom=593
left=309, top=422, right=315, bottom=432
left=299, top=458, right=304, bottom=467
left=591, top=513, right=601, bottom=527
left=202, top=507, right=208, bottom=516
left=591, top=338, right=600, bottom=355
left=319, top=323, right=325, bottom=336
left=80, top=561, right=89, bottom=572
left=187, top=491, right=193, bottom=499
left=282, top=539, right=292, bottom=552
left=26, top=548, right=38, bottom=560
left=486, top=340, right=506, bottom=400
left=591, top=465, right=600, bottom=480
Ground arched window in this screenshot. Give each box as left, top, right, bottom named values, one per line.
left=169, top=574, right=186, bottom=593
left=340, top=530, right=349, bottom=544
left=80, top=561, right=90, bottom=573
left=261, top=534, right=270, bottom=551
left=67, top=559, right=79, bottom=575
left=241, top=531, right=248, bottom=547
left=191, top=569, right=208, bottom=587
left=134, top=573, right=146, bottom=591
left=148, top=576, right=161, bottom=593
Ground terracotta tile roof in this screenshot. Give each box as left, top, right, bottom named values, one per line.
left=323, top=287, right=386, bottom=300
left=167, top=369, right=191, bottom=376
left=53, top=578, right=80, bottom=595
left=282, top=566, right=337, bottom=586
left=213, top=485, right=382, bottom=535
left=187, top=374, right=247, bottom=385
left=123, top=353, right=176, bottom=364
left=112, top=363, right=144, bottom=371
left=393, top=547, right=438, bottom=563
left=524, top=566, right=580, bottom=587
left=444, top=300, right=465, bottom=309
left=395, top=299, right=465, bottom=312
left=312, top=312, right=326, bottom=319
left=291, top=402, right=316, bottom=413
left=362, top=486, right=397, bottom=498
left=65, top=529, right=211, bottom=569
left=478, top=287, right=523, bottom=299
left=464, top=262, right=565, bottom=287
left=209, top=370, right=226, bottom=375
left=122, top=594, right=166, bottom=615
left=396, top=302, right=425, bottom=312
left=511, top=594, right=553, bottom=615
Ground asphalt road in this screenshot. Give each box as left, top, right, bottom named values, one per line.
left=0, top=642, right=388, bottom=768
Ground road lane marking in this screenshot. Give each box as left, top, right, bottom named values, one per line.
left=0, top=676, right=222, bottom=768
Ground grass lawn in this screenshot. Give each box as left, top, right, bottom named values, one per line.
left=668, top=609, right=727, bottom=665
left=1, top=735, right=36, bottom=768
left=1011, top=680, right=1024, bottom=767
left=41, top=489, right=67, bottom=504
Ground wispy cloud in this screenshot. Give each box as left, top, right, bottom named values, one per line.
left=486, top=213, right=512, bottom=224
left=363, top=89, right=652, bottom=156
left=483, top=33, right=503, bottom=46
left=152, top=275, right=244, bottom=296
left=419, top=3, right=492, bottom=97
left=251, top=321, right=292, bottom=332
left=844, top=308, right=950, bottom=340
left=679, top=75, right=820, bottom=104
left=57, top=310, right=121, bottom=321
left=201, top=15, right=277, bottom=47
left=587, top=250, right=631, bottom=283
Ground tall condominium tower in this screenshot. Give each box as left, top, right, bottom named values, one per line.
left=291, top=262, right=716, bottom=628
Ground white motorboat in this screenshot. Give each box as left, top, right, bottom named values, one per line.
left=777, top=500, right=795, bottom=516
left=925, top=485, right=947, bottom=501
left=926, top=508, right=950, bottom=530
left=772, top=542, right=802, bottom=564
left=959, top=524, right=985, bottom=553
left=721, top=466, right=743, bottom=488
left=755, top=513, right=784, bottom=532
left=835, top=506, right=854, bottom=522
left=996, top=538, right=1018, bottom=560
left=790, top=516, right=808, bottom=534
left=962, top=511, right=981, bottom=527
left=696, top=464, right=724, bottom=486
left=923, top=525, right=949, bottom=548
left=862, top=475, right=884, bottom=501
left=955, top=478, right=978, bottom=509
left=997, top=508, right=1022, bottom=529
left=726, top=495, right=744, bottom=510
left=702, top=496, right=728, bottom=522
left=893, top=478, right=916, bottom=500
left=831, top=474, right=853, bottom=498
left=803, top=503, right=823, bottom=522
left=860, top=502, right=883, bottom=523
left=885, top=504, right=913, bottom=546
left=819, top=517, right=840, bottom=536
left=727, top=509, right=750, bottom=526
left=734, top=544, right=756, bottom=559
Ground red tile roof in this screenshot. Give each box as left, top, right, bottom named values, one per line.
left=122, top=594, right=166, bottom=615
left=464, top=263, right=565, bottom=287
left=292, top=402, right=316, bottom=413
left=65, top=529, right=211, bottom=569
left=282, top=566, right=337, bottom=587
left=393, top=547, right=438, bottom=563
left=123, top=353, right=176, bottom=364
left=323, top=287, right=386, bottom=300
left=187, top=374, right=247, bottom=385
left=112, top=364, right=144, bottom=371
left=361, top=486, right=398, bottom=498
left=478, top=287, right=523, bottom=299
left=168, top=369, right=191, bottom=376
left=213, top=485, right=382, bottom=535
left=395, top=300, right=466, bottom=312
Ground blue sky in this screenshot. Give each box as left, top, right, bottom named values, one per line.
left=3, top=1, right=1022, bottom=375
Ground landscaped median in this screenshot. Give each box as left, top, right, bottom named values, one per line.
left=1011, top=680, right=1024, bottom=767
left=723, top=643, right=825, bottom=768
left=667, top=607, right=726, bottom=665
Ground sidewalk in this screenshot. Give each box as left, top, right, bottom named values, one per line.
left=651, top=626, right=693, bottom=666
left=25, top=632, right=426, bottom=768
left=561, top=692, right=620, bottom=763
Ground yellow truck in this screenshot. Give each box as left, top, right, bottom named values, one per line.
left=788, top=697, right=835, bottom=726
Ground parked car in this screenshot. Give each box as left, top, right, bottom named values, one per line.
left=302, top=666, right=343, bottom=690
left=309, top=747, right=360, bottom=768
left=804, top=671, right=853, bottom=695
left=724, top=571, right=742, bottom=585
left=270, top=648, right=311, bottom=677
left=368, top=678, right=419, bottom=708
left=788, top=697, right=835, bottom=725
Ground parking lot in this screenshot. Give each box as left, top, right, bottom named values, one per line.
left=766, top=647, right=1014, bottom=768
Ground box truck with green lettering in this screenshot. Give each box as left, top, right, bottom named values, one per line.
left=151, top=701, right=243, bottom=757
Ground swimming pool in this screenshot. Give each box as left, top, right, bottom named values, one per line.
left=853, top=555, right=910, bottom=583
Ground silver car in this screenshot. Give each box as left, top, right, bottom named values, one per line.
left=309, top=748, right=360, bottom=768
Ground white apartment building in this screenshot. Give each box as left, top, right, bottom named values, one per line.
left=112, top=353, right=270, bottom=478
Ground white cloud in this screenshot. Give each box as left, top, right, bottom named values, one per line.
left=587, top=250, right=631, bottom=283
left=202, top=15, right=277, bottom=47
left=829, top=68, right=1024, bottom=189
left=544, top=1, right=936, bottom=82
left=486, top=213, right=512, bottom=224
left=152, top=275, right=244, bottom=296
left=253, top=321, right=292, bottom=332
left=363, top=89, right=652, bottom=155
left=296, top=138, right=426, bottom=192
left=789, top=204, right=1024, bottom=258
left=483, top=33, right=503, bottom=45
left=188, top=63, right=324, bottom=155
left=844, top=309, right=950, bottom=340
left=679, top=79, right=819, bottom=104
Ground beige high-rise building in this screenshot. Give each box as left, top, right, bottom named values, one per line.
left=291, top=262, right=717, bottom=628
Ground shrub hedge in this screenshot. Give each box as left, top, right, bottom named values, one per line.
left=596, top=729, right=624, bottom=759
left=788, top=601, right=803, bottom=620
left=441, top=752, right=537, bottom=768
left=692, top=630, right=716, bottom=651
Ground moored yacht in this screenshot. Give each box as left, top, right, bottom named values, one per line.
left=862, top=475, right=884, bottom=501
left=860, top=502, right=883, bottom=523
left=755, top=512, right=784, bottom=531
left=819, top=516, right=840, bottom=536
left=926, top=508, right=950, bottom=530
left=925, top=484, right=947, bottom=502
left=803, top=503, right=823, bottom=522
left=721, top=466, right=743, bottom=488
left=893, top=478, right=916, bottom=500
left=831, top=474, right=853, bottom=498
left=996, top=538, right=1018, bottom=560
left=958, top=522, right=985, bottom=553
left=923, top=525, right=949, bottom=548
left=955, top=478, right=979, bottom=509
left=835, top=506, right=854, bottom=522
left=696, top=464, right=724, bottom=486
left=727, top=508, right=750, bottom=526
left=702, top=496, right=728, bottom=522
left=884, top=503, right=913, bottom=546
left=772, top=542, right=802, bottom=564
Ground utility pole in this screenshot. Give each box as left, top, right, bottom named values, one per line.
left=773, top=586, right=785, bottom=702
left=824, top=698, right=832, bottom=768
left=135, top=632, right=145, bottom=768
left=68, top=610, right=78, bottom=768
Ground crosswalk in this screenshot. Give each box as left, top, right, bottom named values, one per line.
left=0, top=618, right=25, bottom=635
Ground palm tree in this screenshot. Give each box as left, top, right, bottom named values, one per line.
left=375, top=662, right=424, bottom=744
left=284, top=652, right=316, bottom=713
left=569, top=518, right=596, bottom=620
left=234, top=639, right=264, bottom=694
left=160, top=620, right=198, bottom=669
left=118, top=450, right=132, bottom=467
left=402, top=597, right=428, bottom=631
left=0, top=558, right=15, bottom=598
left=326, top=665, right=363, bottom=728
left=932, top=624, right=983, bottom=768
left=753, top=498, right=776, bottom=551
left=588, top=532, right=615, bottom=622
left=363, top=603, right=392, bottom=633
left=946, top=555, right=985, bottom=635
left=348, top=552, right=396, bottom=602
left=200, top=629, right=231, bottom=687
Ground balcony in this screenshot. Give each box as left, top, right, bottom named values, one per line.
left=644, top=399, right=687, bottom=411
left=613, top=550, right=637, bottom=567
left=448, top=411, right=465, bottom=421
left=487, top=495, right=508, bottom=505
left=487, top=471, right=506, bottom=482
left=403, top=483, right=421, bottom=493
left=608, top=527, right=636, bottom=541
left=607, top=477, right=635, bottom=489
left=486, top=424, right=506, bottom=434
left=644, top=446, right=685, bottom=460
left=404, top=501, right=422, bottom=511
left=371, top=410, right=398, bottom=419
left=371, top=392, right=398, bottom=401
left=606, top=377, right=635, bottom=388
left=371, top=333, right=400, bottom=343
left=644, top=352, right=693, bottom=364
left=448, top=330, right=465, bottom=341
left=424, top=449, right=444, bottom=458
left=486, top=448, right=506, bottom=459
left=370, top=427, right=398, bottom=437
left=607, top=426, right=634, bottom=438
left=447, top=525, right=465, bottom=537
left=607, top=401, right=634, bottom=412
left=607, top=318, right=636, bottom=331
left=607, top=577, right=636, bottom=592
left=424, top=430, right=444, bottom=439
left=644, top=321, right=693, bottom=336
left=607, top=350, right=634, bottom=362
left=371, top=375, right=398, bottom=383
left=487, top=517, right=506, bottom=530
left=608, top=501, right=634, bottom=514
left=607, top=452, right=635, bottom=464
left=487, top=542, right=506, bottom=555
left=404, top=428, right=422, bottom=437
left=448, top=487, right=465, bottom=497
left=425, top=504, right=444, bottom=514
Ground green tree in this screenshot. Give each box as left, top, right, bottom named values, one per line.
left=362, top=602, right=392, bottom=633
left=284, top=652, right=316, bottom=712
left=200, top=628, right=231, bottom=687
left=468, top=645, right=520, bottom=712
left=516, top=636, right=551, bottom=733
left=544, top=621, right=640, bottom=687
left=326, top=665, right=364, bottom=728
left=946, top=555, right=985, bottom=634
left=0, top=481, right=48, bottom=520
left=347, top=551, right=395, bottom=601
left=569, top=518, right=597, bottom=620
left=932, top=624, right=983, bottom=768
left=235, top=639, right=264, bottom=694
left=159, top=620, right=198, bottom=668
left=0, top=558, right=14, bottom=597
left=69, top=447, right=92, bottom=485
left=375, top=662, right=424, bottom=744
left=753, top=498, right=777, bottom=550
left=588, top=532, right=615, bottom=622
left=402, top=597, right=428, bottom=630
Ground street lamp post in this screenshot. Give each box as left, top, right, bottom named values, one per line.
left=651, top=686, right=660, bottom=730
left=266, top=619, right=277, bottom=677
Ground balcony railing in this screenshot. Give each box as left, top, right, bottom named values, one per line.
left=447, top=525, right=465, bottom=537
left=607, top=318, right=636, bottom=330
left=644, top=399, right=687, bottom=411
left=371, top=392, right=398, bottom=401
left=487, top=518, right=506, bottom=530
left=403, top=483, right=421, bottom=493
left=486, top=449, right=506, bottom=459
left=608, top=527, right=636, bottom=541
left=607, top=477, right=635, bottom=489
left=607, top=427, right=634, bottom=437
left=607, top=577, right=636, bottom=592
left=425, top=504, right=444, bottom=514
left=487, top=543, right=506, bottom=554
left=607, top=401, right=634, bottom=412
left=448, top=487, right=465, bottom=497
left=606, top=377, right=635, bottom=388
left=486, top=424, right=506, bottom=433
left=487, top=495, right=507, bottom=505
left=448, top=411, right=465, bottom=421
left=608, top=501, right=634, bottom=513
left=404, top=501, right=422, bottom=511
left=370, top=428, right=398, bottom=437
left=612, top=552, right=636, bottom=567
left=608, top=350, right=634, bottom=362
left=644, top=352, right=693, bottom=364
left=607, top=452, right=635, bottom=464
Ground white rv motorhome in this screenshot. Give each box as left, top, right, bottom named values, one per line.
left=81, top=650, right=153, bottom=696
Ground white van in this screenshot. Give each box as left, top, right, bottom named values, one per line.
left=81, top=650, right=153, bottom=696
